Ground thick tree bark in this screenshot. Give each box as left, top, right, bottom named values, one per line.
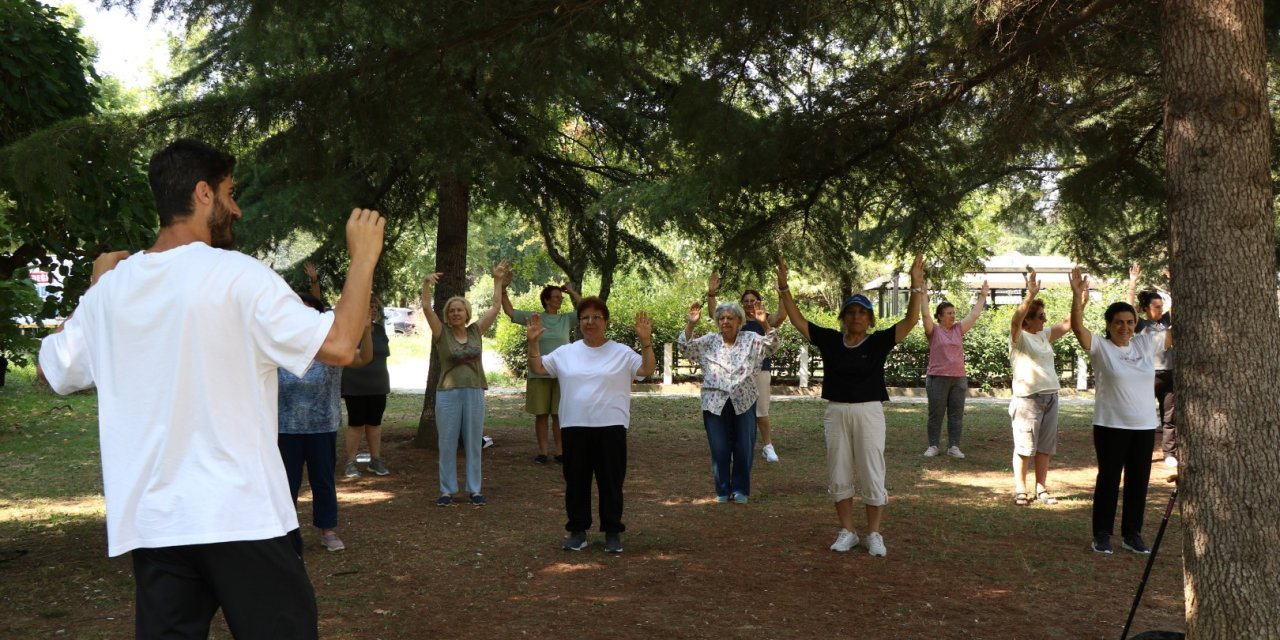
left=415, top=175, right=471, bottom=450
left=1163, top=1, right=1280, bottom=636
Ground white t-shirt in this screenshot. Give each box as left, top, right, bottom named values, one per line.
left=39, top=243, right=334, bottom=557
left=1088, top=332, right=1163, bottom=430
left=1010, top=329, right=1060, bottom=396
left=540, top=340, right=643, bottom=428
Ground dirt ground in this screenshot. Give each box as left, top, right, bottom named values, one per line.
left=1, top=395, right=1185, bottom=640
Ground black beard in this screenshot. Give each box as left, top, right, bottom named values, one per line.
left=208, top=198, right=237, bottom=249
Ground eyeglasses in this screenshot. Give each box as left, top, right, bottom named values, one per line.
left=579, top=315, right=605, bottom=323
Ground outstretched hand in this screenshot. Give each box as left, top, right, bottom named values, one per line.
left=1069, top=267, right=1089, bottom=296
left=635, top=312, right=653, bottom=343
left=979, top=280, right=989, bottom=298
left=708, top=272, right=720, bottom=296
left=1129, top=262, right=1141, bottom=282
left=304, top=261, right=319, bottom=280
left=909, top=253, right=924, bottom=288
left=527, top=312, right=545, bottom=343
left=346, top=208, right=386, bottom=266
left=753, top=304, right=768, bottom=324
left=776, top=257, right=789, bottom=289
left=688, top=302, right=702, bottom=324
left=422, top=272, right=443, bottom=292
left=1025, top=270, right=1041, bottom=298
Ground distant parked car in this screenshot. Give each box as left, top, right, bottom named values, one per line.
left=383, top=307, right=416, bottom=335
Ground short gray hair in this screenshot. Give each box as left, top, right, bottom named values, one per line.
left=714, top=301, right=745, bottom=324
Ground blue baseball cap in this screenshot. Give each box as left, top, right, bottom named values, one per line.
left=839, top=294, right=874, bottom=317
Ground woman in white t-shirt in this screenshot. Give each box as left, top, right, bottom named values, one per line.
left=1069, top=268, right=1173, bottom=556
left=526, top=297, right=657, bottom=554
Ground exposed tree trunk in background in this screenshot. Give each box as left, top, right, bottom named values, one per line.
left=838, top=271, right=854, bottom=301
left=597, top=218, right=620, bottom=302
left=1163, top=1, right=1280, bottom=636
left=415, top=174, right=470, bottom=450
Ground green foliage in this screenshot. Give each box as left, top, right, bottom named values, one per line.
left=0, top=0, right=99, bottom=146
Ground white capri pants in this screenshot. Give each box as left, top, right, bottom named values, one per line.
left=823, top=401, right=888, bottom=506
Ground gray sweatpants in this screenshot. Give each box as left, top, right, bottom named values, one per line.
left=925, top=375, right=967, bottom=448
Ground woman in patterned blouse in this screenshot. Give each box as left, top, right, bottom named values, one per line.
left=678, top=300, right=780, bottom=503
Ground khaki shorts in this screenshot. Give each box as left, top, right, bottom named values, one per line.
left=525, top=378, right=560, bottom=415
left=754, top=370, right=772, bottom=417
left=1010, top=392, right=1059, bottom=456
left=823, top=402, right=888, bottom=506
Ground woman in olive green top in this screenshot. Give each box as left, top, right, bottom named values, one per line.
left=502, top=280, right=581, bottom=464
left=422, top=261, right=509, bottom=507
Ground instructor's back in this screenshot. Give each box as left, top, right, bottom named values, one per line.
left=39, top=139, right=385, bottom=639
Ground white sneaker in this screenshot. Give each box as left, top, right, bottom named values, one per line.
left=830, top=528, right=859, bottom=552
left=922, top=445, right=939, bottom=457
left=946, top=446, right=966, bottom=459
left=762, top=443, right=780, bottom=463
left=865, top=532, right=887, bottom=557
left=1164, top=456, right=1178, bottom=469
left=320, top=531, right=345, bottom=552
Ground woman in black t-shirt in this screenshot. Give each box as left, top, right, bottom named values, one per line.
left=776, top=255, right=924, bottom=557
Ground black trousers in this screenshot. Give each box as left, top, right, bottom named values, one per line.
left=1091, top=426, right=1156, bottom=539
left=1154, top=370, right=1176, bottom=456
left=131, top=532, right=318, bottom=640
left=562, top=426, right=627, bottom=534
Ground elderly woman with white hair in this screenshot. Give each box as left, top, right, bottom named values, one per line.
left=679, top=299, right=780, bottom=503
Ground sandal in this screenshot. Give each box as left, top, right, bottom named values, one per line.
left=1036, top=490, right=1058, bottom=505
left=1014, top=492, right=1031, bottom=507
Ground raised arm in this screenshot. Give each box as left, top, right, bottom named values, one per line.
left=1010, top=271, right=1040, bottom=345
left=349, top=323, right=374, bottom=368
left=475, top=260, right=510, bottom=334
left=894, top=254, right=925, bottom=343
left=919, top=278, right=936, bottom=337
left=1069, top=267, right=1091, bottom=352
left=316, top=209, right=385, bottom=366
left=635, top=312, right=657, bottom=377
left=419, top=272, right=444, bottom=336
left=562, top=281, right=582, bottom=307
left=776, top=257, right=810, bottom=341
left=526, top=312, right=549, bottom=376
left=499, top=269, right=516, bottom=320
left=959, top=280, right=988, bottom=333
left=305, top=261, right=323, bottom=301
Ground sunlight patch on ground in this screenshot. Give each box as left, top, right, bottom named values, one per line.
left=540, top=562, right=605, bottom=574
left=336, top=490, right=398, bottom=505
left=0, top=496, right=105, bottom=523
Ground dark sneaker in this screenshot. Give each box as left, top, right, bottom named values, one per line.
left=436, top=495, right=453, bottom=507
left=343, top=461, right=360, bottom=478
left=1122, top=535, right=1151, bottom=555
left=368, top=458, right=390, bottom=476
left=1091, top=535, right=1113, bottom=555
left=604, top=533, right=623, bottom=554
left=533, top=454, right=548, bottom=464
left=563, top=531, right=589, bottom=551
left=554, top=455, right=564, bottom=464
left=470, top=494, right=487, bottom=507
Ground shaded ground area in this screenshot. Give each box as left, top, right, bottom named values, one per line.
left=1, top=394, right=1184, bottom=639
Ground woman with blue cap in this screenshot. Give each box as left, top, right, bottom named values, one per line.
left=777, top=254, right=924, bottom=557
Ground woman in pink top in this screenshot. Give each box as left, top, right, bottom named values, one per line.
left=919, top=280, right=988, bottom=458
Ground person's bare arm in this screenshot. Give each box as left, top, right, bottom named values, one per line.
left=316, top=209, right=385, bottom=366
left=500, top=270, right=516, bottom=320
left=1069, top=267, right=1092, bottom=352
left=635, top=312, right=657, bottom=377
left=776, top=257, right=810, bottom=341
left=526, top=313, right=549, bottom=376
left=895, top=254, right=925, bottom=343
left=920, top=278, right=935, bottom=338
left=305, top=261, right=323, bottom=301
left=419, top=272, right=444, bottom=336
left=683, top=302, right=702, bottom=342
left=476, top=260, right=510, bottom=334
left=706, top=273, right=719, bottom=323
left=959, top=280, right=988, bottom=333
left=766, top=307, right=788, bottom=328
left=1127, top=263, right=1140, bottom=307
left=562, top=281, right=582, bottom=307
left=1011, top=271, right=1040, bottom=345
left=349, top=324, right=374, bottom=368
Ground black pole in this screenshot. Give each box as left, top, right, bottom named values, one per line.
left=1120, top=487, right=1179, bottom=640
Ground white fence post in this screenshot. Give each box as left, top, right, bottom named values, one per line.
left=799, top=344, right=810, bottom=388
left=663, top=343, right=673, bottom=385
left=1076, top=353, right=1088, bottom=391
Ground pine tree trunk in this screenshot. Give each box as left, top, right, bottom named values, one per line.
left=1163, top=1, right=1280, bottom=636
left=414, top=174, right=471, bottom=450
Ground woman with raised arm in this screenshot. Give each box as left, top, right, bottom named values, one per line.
left=526, top=298, right=656, bottom=553
left=502, top=279, right=581, bottom=464
left=1007, top=270, right=1073, bottom=507
left=422, top=261, right=510, bottom=507
left=777, top=254, right=924, bottom=557
left=679, top=297, right=780, bottom=503
left=919, top=279, right=988, bottom=459
left=1070, top=268, right=1173, bottom=556
left=707, top=273, right=789, bottom=463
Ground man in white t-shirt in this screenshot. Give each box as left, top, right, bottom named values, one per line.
left=39, top=139, right=385, bottom=639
